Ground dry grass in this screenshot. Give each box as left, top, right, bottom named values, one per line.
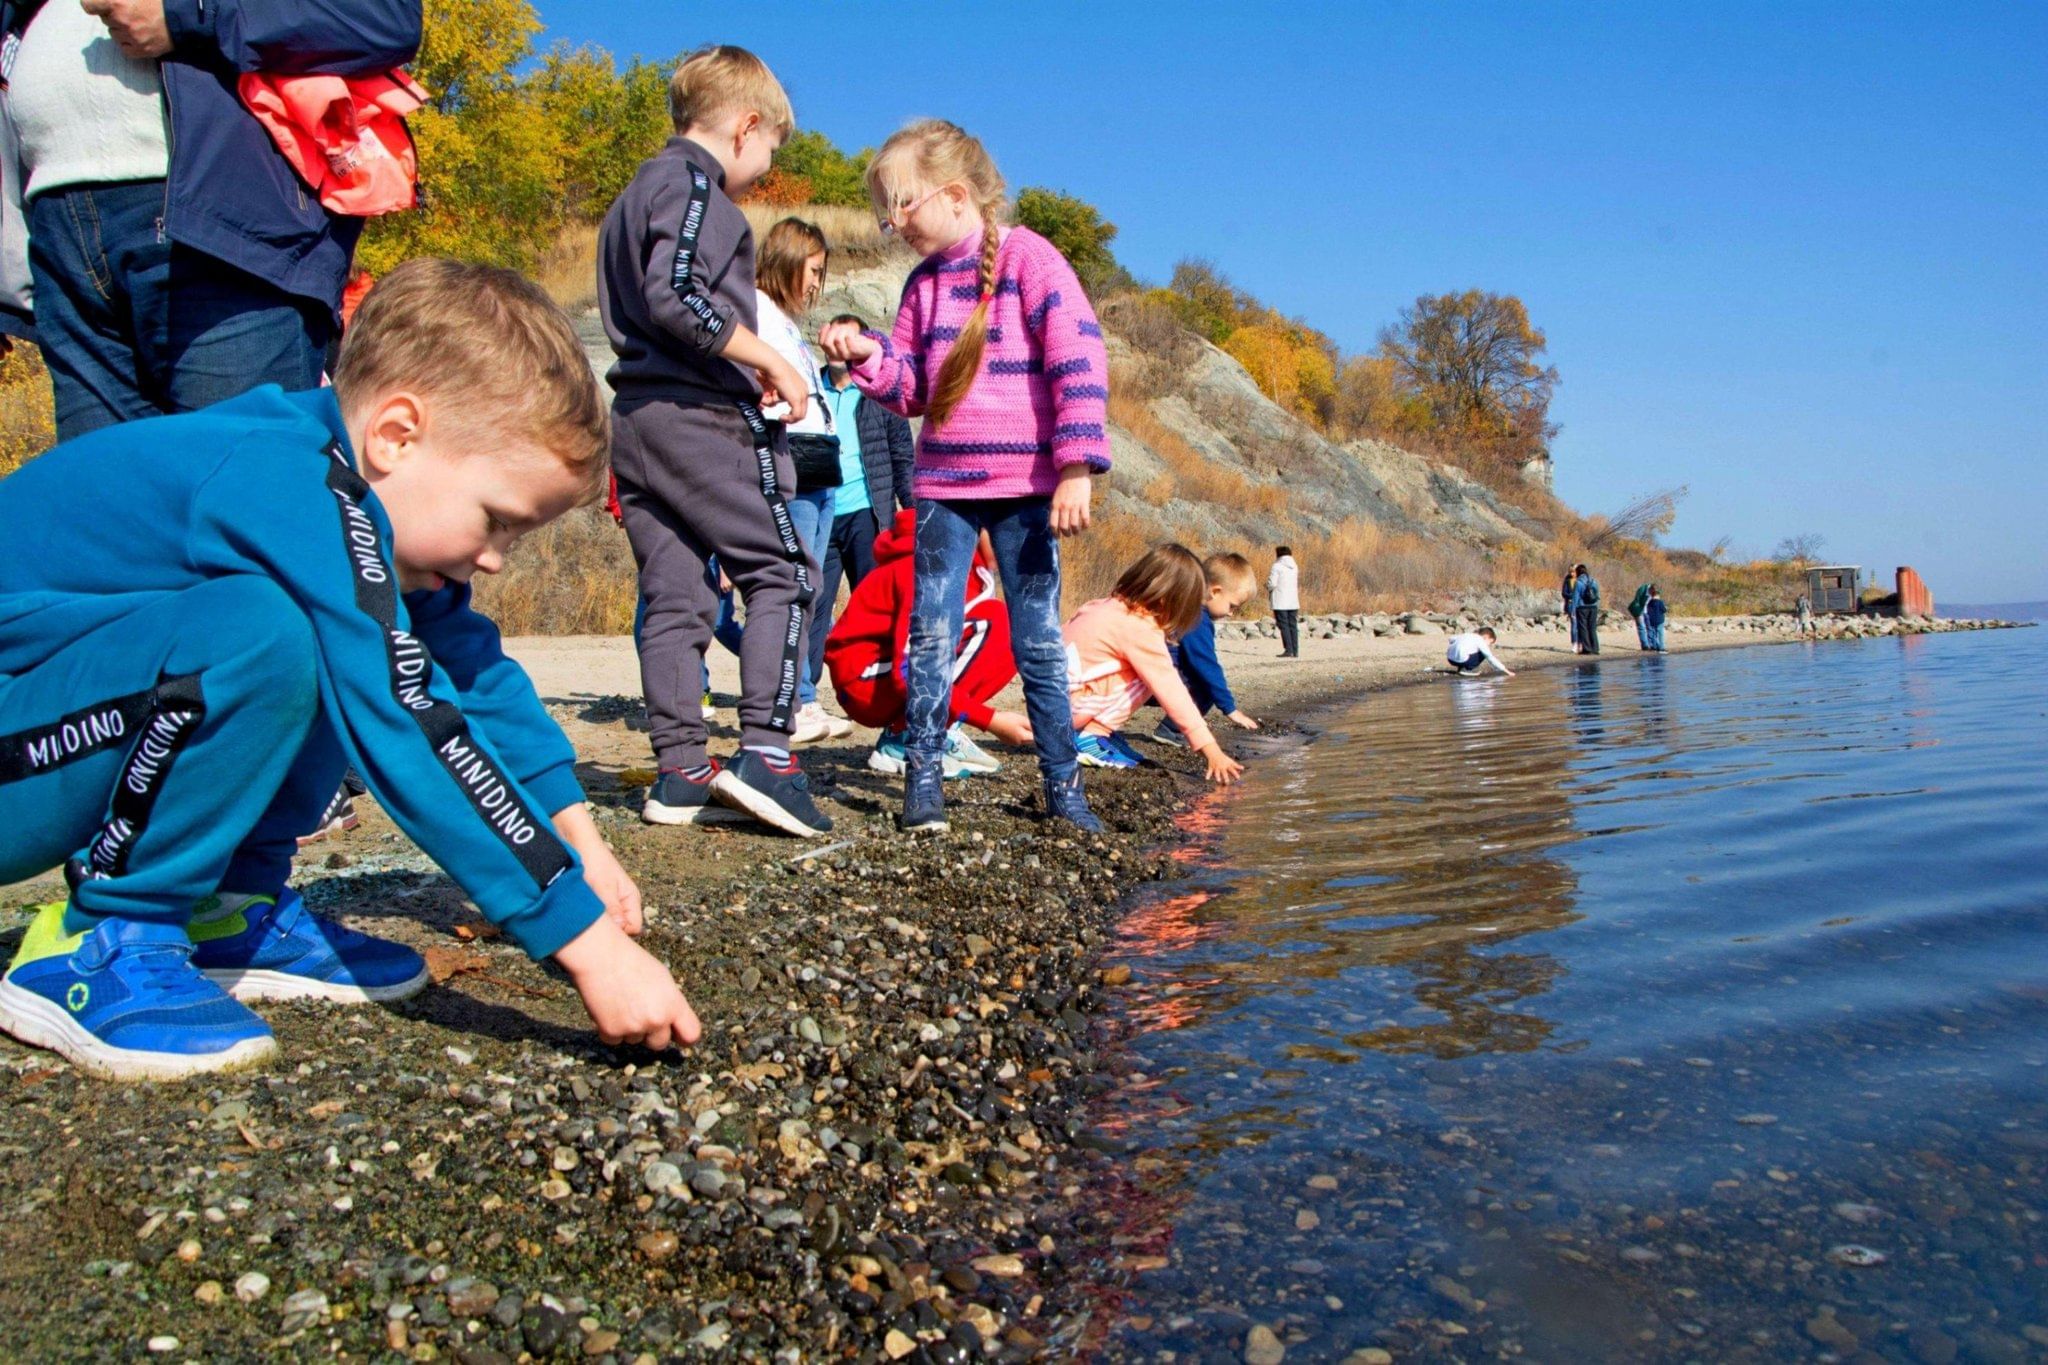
left=739, top=202, right=897, bottom=266
left=0, top=342, right=56, bottom=479
left=1062, top=509, right=1170, bottom=611
left=1110, top=393, right=1287, bottom=518
left=471, top=506, right=638, bottom=636
left=533, top=226, right=602, bottom=312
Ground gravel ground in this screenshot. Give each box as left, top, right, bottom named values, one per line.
left=1, top=618, right=2015, bottom=1361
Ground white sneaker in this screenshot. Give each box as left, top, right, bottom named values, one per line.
left=824, top=709, right=853, bottom=739
left=791, top=702, right=836, bottom=745
left=944, top=724, right=1002, bottom=774
left=867, top=733, right=970, bottom=778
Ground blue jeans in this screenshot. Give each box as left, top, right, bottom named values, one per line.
left=1645, top=619, right=1666, bottom=650
left=786, top=487, right=834, bottom=705
left=907, top=497, right=1078, bottom=781
left=27, top=181, right=331, bottom=442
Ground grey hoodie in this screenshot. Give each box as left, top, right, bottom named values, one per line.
left=597, top=136, right=759, bottom=405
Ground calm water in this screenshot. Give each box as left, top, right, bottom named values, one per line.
left=1082, top=630, right=2048, bottom=1363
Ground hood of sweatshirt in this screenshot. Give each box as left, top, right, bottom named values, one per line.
left=871, top=507, right=997, bottom=608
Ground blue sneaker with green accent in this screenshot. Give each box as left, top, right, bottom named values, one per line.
left=188, top=889, right=430, bottom=1004
left=0, top=904, right=275, bottom=1081
left=1075, top=732, right=1141, bottom=769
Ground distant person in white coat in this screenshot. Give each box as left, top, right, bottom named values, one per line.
left=1268, top=545, right=1300, bottom=658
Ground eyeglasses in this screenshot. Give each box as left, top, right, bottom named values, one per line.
left=877, top=186, right=944, bottom=235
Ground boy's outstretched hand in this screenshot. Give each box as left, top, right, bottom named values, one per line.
left=554, top=917, right=701, bottom=1051
left=817, top=320, right=878, bottom=364
left=554, top=804, right=643, bottom=935
left=1198, top=743, right=1244, bottom=786
left=1226, top=709, right=1261, bottom=730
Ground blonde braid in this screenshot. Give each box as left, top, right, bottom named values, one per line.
left=926, top=211, right=1003, bottom=430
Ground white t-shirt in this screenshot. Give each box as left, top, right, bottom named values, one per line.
left=1447, top=632, right=1503, bottom=671
left=6, top=1, right=170, bottom=200
left=754, top=292, right=834, bottom=437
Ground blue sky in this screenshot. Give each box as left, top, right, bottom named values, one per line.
left=536, top=2, right=2046, bottom=601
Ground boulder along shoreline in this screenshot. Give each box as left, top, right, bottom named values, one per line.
left=0, top=614, right=2026, bottom=1362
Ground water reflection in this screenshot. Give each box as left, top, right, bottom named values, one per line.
left=1081, top=632, right=2048, bottom=1363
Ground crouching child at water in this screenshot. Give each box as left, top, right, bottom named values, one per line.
left=1065, top=545, right=1245, bottom=786
left=1447, top=627, right=1515, bottom=677
left=1155, top=552, right=1262, bottom=747
left=0, top=259, right=701, bottom=1081
left=824, top=508, right=1031, bottom=778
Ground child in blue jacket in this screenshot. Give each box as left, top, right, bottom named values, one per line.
left=1643, top=585, right=1669, bottom=651
left=0, top=259, right=699, bottom=1081
left=1156, top=552, right=1262, bottom=746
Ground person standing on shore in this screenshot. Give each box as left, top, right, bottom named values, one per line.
left=817, top=118, right=1110, bottom=835
left=1643, top=585, right=1668, bottom=651
left=1562, top=568, right=1581, bottom=652
left=1571, top=562, right=1602, bottom=654
left=1268, top=545, right=1300, bottom=658
left=1796, top=592, right=1815, bottom=636
left=599, top=46, right=827, bottom=836
left=810, top=311, right=915, bottom=709
left=1628, top=581, right=1653, bottom=649
left=0, top=0, right=421, bottom=439
left=753, top=216, right=852, bottom=747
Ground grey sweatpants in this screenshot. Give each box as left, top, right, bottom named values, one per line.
left=612, top=396, right=818, bottom=769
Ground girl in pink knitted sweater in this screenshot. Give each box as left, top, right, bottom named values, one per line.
left=820, top=120, right=1111, bottom=835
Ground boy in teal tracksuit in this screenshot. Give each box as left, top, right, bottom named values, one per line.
left=0, top=259, right=701, bottom=1081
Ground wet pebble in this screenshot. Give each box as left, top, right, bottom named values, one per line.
left=1245, top=1323, right=1286, bottom=1365
left=233, top=1271, right=269, bottom=1304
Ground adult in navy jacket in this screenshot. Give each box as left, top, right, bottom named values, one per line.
left=0, top=0, right=421, bottom=437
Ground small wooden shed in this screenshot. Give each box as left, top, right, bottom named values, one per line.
left=1807, top=565, right=1861, bottom=614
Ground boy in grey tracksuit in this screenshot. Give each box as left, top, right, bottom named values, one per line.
left=596, top=49, right=829, bottom=837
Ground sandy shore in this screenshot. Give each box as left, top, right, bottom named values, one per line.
left=0, top=615, right=1991, bottom=1360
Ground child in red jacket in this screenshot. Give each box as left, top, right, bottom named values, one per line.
left=825, top=508, right=1032, bottom=777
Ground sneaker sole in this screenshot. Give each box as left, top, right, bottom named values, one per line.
left=901, top=817, right=950, bottom=834
left=200, top=965, right=431, bottom=1005
left=708, top=771, right=830, bottom=839
left=0, top=979, right=276, bottom=1082
left=640, top=799, right=750, bottom=827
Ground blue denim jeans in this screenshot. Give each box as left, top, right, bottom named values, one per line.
left=27, top=181, right=331, bottom=442
left=907, top=497, right=1078, bottom=781
left=786, top=487, right=834, bottom=704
